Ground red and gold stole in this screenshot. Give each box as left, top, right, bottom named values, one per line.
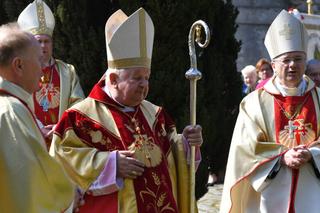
left=33, top=64, right=60, bottom=126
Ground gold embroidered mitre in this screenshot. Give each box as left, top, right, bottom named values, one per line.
left=105, top=8, right=154, bottom=69
left=264, top=10, right=308, bottom=59
left=18, top=0, right=55, bottom=36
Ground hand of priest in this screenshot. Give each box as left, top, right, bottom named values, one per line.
left=282, top=145, right=312, bottom=169
left=117, top=150, right=145, bottom=179
left=42, top=124, right=55, bottom=139
left=182, top=125, right=203, bottom=147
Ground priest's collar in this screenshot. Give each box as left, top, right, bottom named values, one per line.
left=43, top=57, right=55, bottom=68
left=88, top=78, right=136, bottom=112
left=264, top=75, right=315, bottom=96
left=0, top=76, right=33, bottom=107
left=274, top=77, right=307, bottom=96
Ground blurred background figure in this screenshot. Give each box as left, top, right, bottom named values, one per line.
left=306, top=59, right=320, bottom=87
left=241, top=65, right=258, bottom=95
left=255, top=58, right=273, bottom=89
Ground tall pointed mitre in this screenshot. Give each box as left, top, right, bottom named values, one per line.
left=264, top=10, right=308, bottom=59
left=17, top=0, right=55, bottom=36
left=105, top=8, right=154, bottom=69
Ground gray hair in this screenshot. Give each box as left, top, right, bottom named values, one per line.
left=0, top=22, right=35, bottom=67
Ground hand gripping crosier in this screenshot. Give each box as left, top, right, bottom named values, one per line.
left=185, top=20, right=210, bottom=213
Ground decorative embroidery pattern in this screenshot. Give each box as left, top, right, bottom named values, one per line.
left=125, top=118, right=163, bottom=168
left=75, top=119, right=120, bottom=150
left=279, top=119, right=315, bottom=148
left=139, top=172, right=175, bottom=212
left=128, top=134, right=162, bottom=168
left=36, top=83, right=60, bottom=111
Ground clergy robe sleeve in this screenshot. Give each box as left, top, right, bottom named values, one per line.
left=87, top=151, right=124, bottom=195
left=309, top=147, right=320, bottom=178
left=248, top=157, right=280, bottom=192
left=50, top=111, right=111, bottom=191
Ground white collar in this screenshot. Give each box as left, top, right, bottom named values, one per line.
left=274, top=77, right=307, bottom=96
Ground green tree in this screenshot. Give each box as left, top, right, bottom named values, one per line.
left=0, top=0, right=31, bottom=24
left=46, top=0, right=114, bottom=95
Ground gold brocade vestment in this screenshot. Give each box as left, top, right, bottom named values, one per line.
left=51, top=79, right=198, bottom=213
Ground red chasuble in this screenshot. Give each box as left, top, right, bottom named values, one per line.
left=273, top=90, right=318, bottom=212
left=33, top=64, right=60, bottom=126
left=55, top=80, right=180, bottom=213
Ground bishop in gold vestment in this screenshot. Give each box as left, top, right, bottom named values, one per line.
left=51, top=7, right=202, bottom=213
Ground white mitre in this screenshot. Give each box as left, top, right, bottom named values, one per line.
left=17, top=0, right=55, bottom=36
left=105, top=8, right=154, bottom=69
left=264, top=10, right=308, bottom=59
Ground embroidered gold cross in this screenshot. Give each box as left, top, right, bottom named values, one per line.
left=279, top=24, right=295, bottom=40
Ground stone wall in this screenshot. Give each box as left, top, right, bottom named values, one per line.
left=232, top=0, right=289, bottom=71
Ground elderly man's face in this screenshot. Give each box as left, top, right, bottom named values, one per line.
left=34, top=34, right=53, bottom=66
left=272, top=51, right=306, bottom=88
left=307, top=63, right=320, bottom=87
left=115, top=67, right=150, bottom=106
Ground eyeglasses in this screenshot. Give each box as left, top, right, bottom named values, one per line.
left=273, top=56, right=305, bottom=65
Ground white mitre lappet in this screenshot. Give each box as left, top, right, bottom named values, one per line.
left=264, top=10, right=308, bottom=59
left=105, top=8, right=154, bottom=69
left=17, top=0, right=55, bottom=37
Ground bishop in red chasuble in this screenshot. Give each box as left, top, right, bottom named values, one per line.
left=220, top=10, right=320, bottom=213
left=51, top=7, right=202, bottom=213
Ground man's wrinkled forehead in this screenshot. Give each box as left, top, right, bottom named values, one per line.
left=275, top=51, right=306, bottom=59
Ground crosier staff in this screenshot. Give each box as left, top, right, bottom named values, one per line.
left=185, top=20, right=210, bottom=213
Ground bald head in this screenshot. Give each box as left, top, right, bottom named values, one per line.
left=0, top=22, right=43, bottom=94
left=0, top=23, right=36, bottom=68
left=306, top=59, right=320, bottom=87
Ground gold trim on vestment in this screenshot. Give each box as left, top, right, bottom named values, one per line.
left=31, top=1, right=53, bottom=36
left=107, top=57, right=151, bottom=69
left=139, top=10, right=147, bottom=58
left=71, top=98, right=121, bottom=139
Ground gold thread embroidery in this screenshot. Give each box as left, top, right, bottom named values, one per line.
left=124, top=109, right=162, bottom=168
left=139, top=172, right=175, bottom=212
